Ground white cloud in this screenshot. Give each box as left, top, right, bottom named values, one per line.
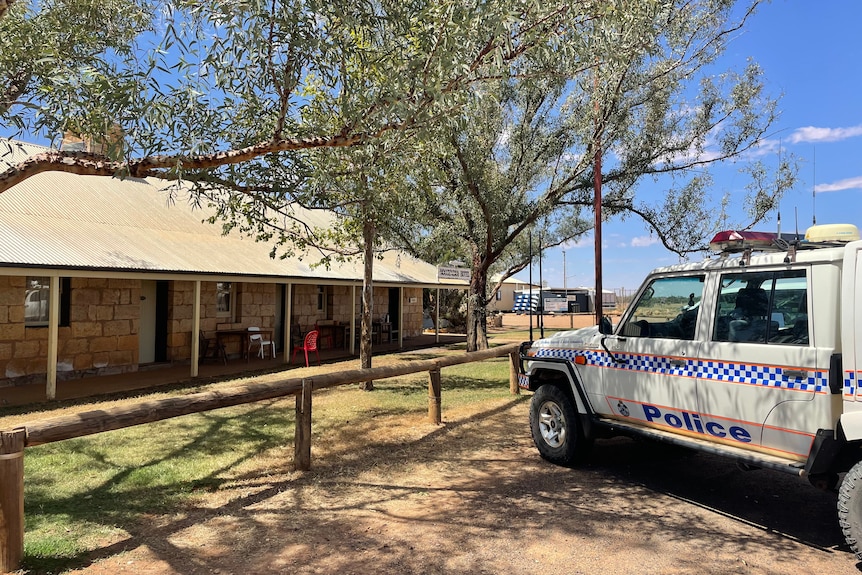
left=814, top=176, right=862, bottom=193
left=562, top=235, right=593, bottom=249
left=630, top=235, right=660, bottom=247
left=790, top=125, right=862, bottom=144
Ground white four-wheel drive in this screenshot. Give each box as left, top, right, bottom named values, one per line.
left=519, top=224, right=862, bottom=559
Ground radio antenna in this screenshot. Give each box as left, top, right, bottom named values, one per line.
left=776, top=142, right=782, bottom=237
left=812, top=146, right=817, bottom=225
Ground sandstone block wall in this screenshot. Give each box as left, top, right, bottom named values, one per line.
left=290, top=285, right=424, bottom=338
left=0, top=276, right=140, bottom=386
left=0, top=275, right=429, bottom=387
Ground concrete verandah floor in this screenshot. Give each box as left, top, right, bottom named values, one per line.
left=0, top=332, right=466, bottom=409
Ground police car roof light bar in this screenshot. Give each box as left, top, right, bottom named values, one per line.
left=708, top=230, right=777, bottom=254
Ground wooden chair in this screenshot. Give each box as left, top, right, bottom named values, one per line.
left=290, top=324, right=304, bottom=353
left=315, top=320, right=334, bottom=349
left=292, top=329, right=321, bottom=367
left=198, top=330, right=226, bottom=365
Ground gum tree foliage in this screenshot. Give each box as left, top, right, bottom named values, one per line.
left=0, top=1, right=796, bottom=358
left=0, top=0, right=580, bottom=192
left=401, top=0, right=796, bottom=351
left=294, top=133, right=432, bottom=386
left=0, top=0, right=151, bottom=131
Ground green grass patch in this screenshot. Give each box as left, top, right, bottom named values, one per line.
left=17, top=352, right=517, bottom=573
left=21, top=402, right=293, bottom=573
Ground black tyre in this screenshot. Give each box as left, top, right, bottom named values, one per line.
left=839, top=460, right=862, bottom=560
left=529, top=384, right=591, bottom=466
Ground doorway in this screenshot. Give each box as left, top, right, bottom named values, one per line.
left=388, top=287, right=401, bottom=342
left=139, top=280, right=169, bottom=364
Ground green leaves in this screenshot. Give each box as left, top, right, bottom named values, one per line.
left=0, top=0, right=153, bottom=139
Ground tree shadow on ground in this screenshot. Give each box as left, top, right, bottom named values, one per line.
left=19, top=396, right=861, bottom=575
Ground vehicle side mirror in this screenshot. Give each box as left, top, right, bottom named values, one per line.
left=599, top=316, right=613, bottom=335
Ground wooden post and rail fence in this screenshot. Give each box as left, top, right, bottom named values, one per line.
left=0, top=343, right=523, bottom=573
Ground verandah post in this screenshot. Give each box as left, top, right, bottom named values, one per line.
left=294, top=379, right=313, bottom=471
left=0, top=429, right=26, bottom=574
left=428, top=368, right=442, bottom=424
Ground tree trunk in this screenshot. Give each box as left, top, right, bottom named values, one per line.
left=466, top=257, right=489, bottom=352
left=359, top=217, right=375, bottom=390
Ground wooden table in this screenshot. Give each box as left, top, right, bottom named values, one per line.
left=216, top=328, right=273, bottom=360
left=316, top=324, right=349, bottom=349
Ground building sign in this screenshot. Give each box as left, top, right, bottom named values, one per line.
left=543, top=298, right=568, bottom=313
left=437, top=266, right=471, bottom=281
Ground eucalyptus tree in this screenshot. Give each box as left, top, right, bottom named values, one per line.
left=0, top=0, right=577, bottom=192
left=299, top=134, right=432, bottom=387
left=405, top=0, right=796, bottom=351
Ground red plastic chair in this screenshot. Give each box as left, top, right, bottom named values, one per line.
left=292, top=329, right=321, bottom=367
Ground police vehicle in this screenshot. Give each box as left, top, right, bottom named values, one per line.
left=518, top=223, right=862, bottom=558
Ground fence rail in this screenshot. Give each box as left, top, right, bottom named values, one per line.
left=0, top=343, right=522, bottom=572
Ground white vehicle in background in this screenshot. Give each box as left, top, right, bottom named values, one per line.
left=518, top=224, right=862, bottom=558
left=24, top=285, right=49, bottom=323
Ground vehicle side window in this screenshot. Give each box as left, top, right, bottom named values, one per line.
left=619, top=275, right=704, bottom=340
left=712, top=270, right=808, bottom=345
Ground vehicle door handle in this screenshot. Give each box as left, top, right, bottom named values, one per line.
left=670, top=359, right=686, bottom=368
left=784, top=369, right=809, bottom=380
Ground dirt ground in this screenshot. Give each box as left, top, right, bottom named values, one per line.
left=48, top=393, right=859, bottom=575
left=498, top=311, right=617, bottom=331
left=5, top=327, right=859, bottom=575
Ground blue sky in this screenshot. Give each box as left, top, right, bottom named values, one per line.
left=537, top=0, right=862, bottom=292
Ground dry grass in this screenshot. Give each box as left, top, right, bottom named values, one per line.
left=1, top=341, right=521, bottom=573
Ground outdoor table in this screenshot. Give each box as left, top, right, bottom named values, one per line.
left=316, top=323, right=350, bottom=349
left=216, top=328, right=273, bottom=360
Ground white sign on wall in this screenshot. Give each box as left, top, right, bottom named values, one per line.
left=543, top=299, right=568, bottom=313
left=437, top=266, right=471, bottom=281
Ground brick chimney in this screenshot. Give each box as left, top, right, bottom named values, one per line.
left=60, top=125, right=123, bottom=160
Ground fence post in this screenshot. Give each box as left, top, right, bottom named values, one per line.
left=508, top=351, right=520, bottom=395
left=294, top=379, right=313, bottom=471
left=428, top=368, right=442, bottom=424
left=0, top=429, right=26, bottom=574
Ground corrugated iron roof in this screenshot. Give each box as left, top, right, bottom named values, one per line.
left=0, top=139, right=466, bottom=287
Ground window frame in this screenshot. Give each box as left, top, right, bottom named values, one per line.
left=711, top=269, right=809, bottom=346
left=317, top=285, right=328, bottom=315
left=618, top=274, right=705, bottom=341
left=24, top=276, right=71, bottom=328
left=216, top=282, right=236, bottom=319
left=24, top=277, right=51, bottom=327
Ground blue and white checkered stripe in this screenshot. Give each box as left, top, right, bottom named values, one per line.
left=698, top=360, right=826, bottom=391
left=532, top=347, right=829, bottom=393
left=846, top=371, right=858, bottom=397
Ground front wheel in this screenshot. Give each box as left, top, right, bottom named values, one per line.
left=529, top=385, right=591, bottom=466
left=839, top=460, right=862, bottom=560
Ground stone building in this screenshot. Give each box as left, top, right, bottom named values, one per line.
left=0, top=139, right=464, bottom=397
